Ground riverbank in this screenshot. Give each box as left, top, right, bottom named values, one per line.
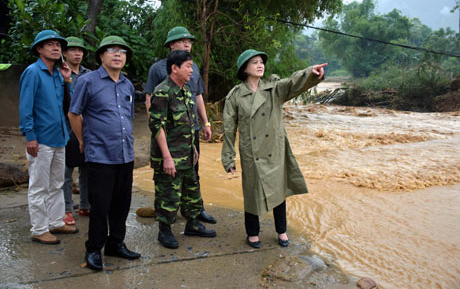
left=2, top=102, right=459, bottom=288
left=0, top=187, right=363, bottom=288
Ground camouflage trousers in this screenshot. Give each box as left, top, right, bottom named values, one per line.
left=153, top=167, right=202, bottom=225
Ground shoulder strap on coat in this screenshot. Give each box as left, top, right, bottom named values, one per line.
left=225, top=84, right=241, bottom=99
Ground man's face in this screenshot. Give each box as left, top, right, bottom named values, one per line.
left=99, top=45, right=127, bottom=71
left=173, top=60, right=193, bottom=83
left=170, top=38, right=192, bottom=52
left=37, top=40, right=62, bottom=62
left=63, top=47, right=84, bottom=66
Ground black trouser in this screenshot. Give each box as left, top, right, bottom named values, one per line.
left=245, top=201, right=286, bottom=237
left=85, top=161, right=133, bottom=252
left=194, top=130, right=204, bottom=209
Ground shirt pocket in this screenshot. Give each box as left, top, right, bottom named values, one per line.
left=170, top=103, right=190, bottom=125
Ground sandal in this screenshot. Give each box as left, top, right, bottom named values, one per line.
left=63, top=212, right=76, bottom=225
left=78, top=209, right=90, bottom=216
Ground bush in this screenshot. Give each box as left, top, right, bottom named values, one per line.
left=353, top=62, right=451, bottom=111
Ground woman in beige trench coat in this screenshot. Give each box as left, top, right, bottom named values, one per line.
left=222, top=49, right=327, bottom=248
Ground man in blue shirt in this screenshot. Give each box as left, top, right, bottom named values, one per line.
left=69, top=36, right=141, bottom=271
left=19, top=29, right=79, bottom=245
left=144, top=26, right=216, bottom=224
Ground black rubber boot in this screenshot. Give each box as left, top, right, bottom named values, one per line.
left=197, top=209, right=217, bottom=224
left=158, top=222, right=179, bottom=249
left=184, top=219, right=216, bottom=238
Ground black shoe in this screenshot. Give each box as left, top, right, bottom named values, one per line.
left=246, top=236, right=261, bottom=249
left=104, top=242, right=141, bottom=260
left=158, top=222, right=179, bottom=249
left=197, top=209, right=217, bottom=224
left=278, top=238, right=289, bottom=247
left=184, top=219, right=216, bottom=237
left=85, top=250, right=103, bottom=271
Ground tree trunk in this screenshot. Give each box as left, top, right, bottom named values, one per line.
left=86, top=0, right=104, bottom=34
left=196, top=0, right=219, bottom=103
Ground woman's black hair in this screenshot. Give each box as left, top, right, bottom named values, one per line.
left=166, top=50, right=193, bottom=74
left=237, top=61, right=249, bottom=81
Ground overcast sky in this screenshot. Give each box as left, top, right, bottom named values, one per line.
left=311, top=0, right=459, bottom=32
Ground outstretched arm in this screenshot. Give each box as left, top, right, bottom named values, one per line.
left=275, top=63, right=328, bottom=103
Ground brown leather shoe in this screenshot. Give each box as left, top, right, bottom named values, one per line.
left=31, top=232, right=61, bottom=244
left=50, top=224, right=79, bottom=234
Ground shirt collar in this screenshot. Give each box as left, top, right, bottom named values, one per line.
left=167, top=76, right=187, bottom=94
left=71, top=65, right=90, bottom=77
left=97, top=65, right=125, bottom=82
left=240, top=78, right=273, bottom=96
left=36, top=58, right=58, bottom=74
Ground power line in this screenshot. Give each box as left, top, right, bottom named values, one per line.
left=270, top=17, right=460, bottom=59
left=199, top=0, right=460, bottom=59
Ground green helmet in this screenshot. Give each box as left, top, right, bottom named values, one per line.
left=65, top=36, right=87, bottom=54
left=96, top=35, right=133, bottom=63
left=30, top=30, right=67, bottom=56
left=164, top=26, right=195, bottom=47
left=236, top=49, right=268, bottom=80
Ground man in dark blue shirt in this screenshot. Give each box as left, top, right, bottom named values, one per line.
left=144, top=26, right=216, bottom=224
left=69, top=36, right=140, bottom=271
left=19, top=30, right=79, bottom=245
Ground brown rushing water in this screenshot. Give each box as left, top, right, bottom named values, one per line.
left=134, top=104, right=460, bottom=288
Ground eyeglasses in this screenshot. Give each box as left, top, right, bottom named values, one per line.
left=106, top=47, right=128, bottom=54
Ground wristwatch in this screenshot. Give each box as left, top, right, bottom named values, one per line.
left=204, top=122, right=211, bottom=127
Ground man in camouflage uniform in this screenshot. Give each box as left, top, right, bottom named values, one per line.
left=149, top=50, right=216, bottom=249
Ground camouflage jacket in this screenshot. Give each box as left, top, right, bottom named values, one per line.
left=149, top=77, right=195, bottom=170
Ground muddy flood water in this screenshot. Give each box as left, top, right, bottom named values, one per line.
left=133, top=103, right=460, bottom=288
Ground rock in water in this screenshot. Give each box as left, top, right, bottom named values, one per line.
left=357, top=277, right=378, bottom=289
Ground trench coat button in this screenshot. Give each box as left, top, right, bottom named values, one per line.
left=265, top=134, right=269, bottom=137
left=262, top=113, right=265, bottom=116
left=256, top=158, right=259, bottom=161
left=253, top=136, right=256, bottom=140
left=268, top=154, right=272, bottom=157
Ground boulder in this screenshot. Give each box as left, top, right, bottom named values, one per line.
left=0, top=163, right=28, bottom=188
left=357, top=277, right=378, bottom=289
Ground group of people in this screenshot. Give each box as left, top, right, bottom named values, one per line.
left=18, top=26, right=326, bottom=271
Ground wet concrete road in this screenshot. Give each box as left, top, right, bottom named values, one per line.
left=0, top=188, right=359, bottom=288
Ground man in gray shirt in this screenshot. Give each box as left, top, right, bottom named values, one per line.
left=144, top=26, right=216, bottom=224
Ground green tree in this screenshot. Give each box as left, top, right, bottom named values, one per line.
left=94, top=0, right=157, bottom=80
left=1, top=0, right=90, bottom=64
left=151, top=0, right=342, bottom=102
left=319, top=0, right=412, bottom=77
left=0, top=0, right=156, bottom=82
left=294, top=32, right=343, bottom=75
